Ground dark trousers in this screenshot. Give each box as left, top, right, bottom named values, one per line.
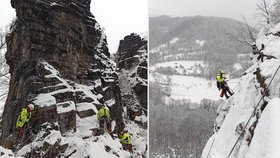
left=18, top=127, right=24, bottom=141
left=99, top=117, right=111, bottom=133
left=123, top=144, right=133, bottom=152
left=17, top=124, right=32, bottom=142
left=220, top=83, right=233, bottom=98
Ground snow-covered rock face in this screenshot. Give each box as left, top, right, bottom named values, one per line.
left=202, top=7, right=280, bottom=158
left=116, top=33, right=148, bottom=157
left=0, top=0, right=128, bottom=157
left=116, top=33, right=148, bottom=111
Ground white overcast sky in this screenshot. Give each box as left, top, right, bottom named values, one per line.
left=149, top=0, right=275, bottom=26
left=0, top=0, right=148, bottom=53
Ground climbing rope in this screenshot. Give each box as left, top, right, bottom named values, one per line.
left=30, top=137, right=34, bottom=158
left=231, top=79, right=241, bottom=92
left=187, top=82, right=237, bottom=158
left=205, top=63, right=280, bottom=158
left=206, top=137, right=216, bottom=158
left=227, top=63, right=280, bottom=158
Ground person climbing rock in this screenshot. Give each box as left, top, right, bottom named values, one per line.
left=97, top=105, right=111, bottom=133
left=16, top=104, right=34, bottom=141
left=252, top=43, right=265, bottom=62
left=119, top=131, right=133, bottom=153
left=216, top=70, right=233, bottom=99
left=257, top=44, right=265, bottom=62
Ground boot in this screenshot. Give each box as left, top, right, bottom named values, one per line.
left=229, top=90, right=234, bottom=96
left=225, top=93, right=229, bottom=99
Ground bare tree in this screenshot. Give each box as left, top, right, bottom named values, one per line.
left=0, top=27, right=10, bottom=101
left=242, top=16, right=257, bottom=43
left=256, top=0, right=272, bottom=25
left=0, top=29, right=6, bottom=50
left=226, top=16, right=257, bottom=47
left=149, top=81, right=166, bottom=107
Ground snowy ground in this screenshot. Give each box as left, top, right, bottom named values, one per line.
left=0, top=146, right=21, bottom=158
left=150, top=73, right=239, bottom=103
left=168, top=75, right=238, bottom=103
left=246, top=98, right=280, bottom=158
left=202, top=98, right=280, bottom=158
left=150, top=60, right=239, bottom=103
left=16, top=115, right=144, bottom=158
left=150, top=60, right=205, bottom=75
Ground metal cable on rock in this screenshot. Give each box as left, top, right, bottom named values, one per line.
left=227, top=64, right=280, bottom=158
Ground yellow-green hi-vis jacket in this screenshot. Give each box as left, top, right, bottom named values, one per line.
left=97, top=107, right=110, bottom=120
left=16, top=108, right=32, bottom=128
left=216, top=74, right=225, bottom=83
left=121, top=133, right=132, bottom=145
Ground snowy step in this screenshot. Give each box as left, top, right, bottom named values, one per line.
left=57, top=101, right=76, bottom=114
left=76, top=102, right=97, bottom=118
left=75, top=91, right=97, bottom=103
left=57, top=101, right=77, bottom=134
left=52, top=91, right=75, bottom=103
left=38, top=84, right=68, bottom=93
left=77, top=109, right=96, bottom=118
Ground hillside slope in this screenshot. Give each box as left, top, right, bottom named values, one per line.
left=149, top=15, right=256, bottom=78
left=201, top=6, right=280, bottom=158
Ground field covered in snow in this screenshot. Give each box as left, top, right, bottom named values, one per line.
left=150, top=72, right=238, bottom=103
left=150, top=60, right=239, bottom=103
left=169, top=75, right=238, bottom=103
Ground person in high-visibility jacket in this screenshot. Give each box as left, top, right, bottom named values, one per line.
left=16, top=104, right=34, bottom=141
left=120, top=131, right=133, bottom=152
left=97, top=105, right=111, bottom=132
left=216, top=70, right=233, bottom=99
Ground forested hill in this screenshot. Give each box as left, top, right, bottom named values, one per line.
left=149, top=15, right=258, bottom=78
left=150, top=15, right=257, bottom=50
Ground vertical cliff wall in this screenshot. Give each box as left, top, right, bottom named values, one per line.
left=116, top=33, right=147, bottom=114
left=0, top=0, right=126, bottom=157
left=116, top=33, right=148, bottom=157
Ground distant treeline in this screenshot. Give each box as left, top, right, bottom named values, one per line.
left=149, top=81, right=221, bottom=158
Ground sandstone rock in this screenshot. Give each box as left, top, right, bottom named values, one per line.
left=116, top=33, right=148, bottom=113
left=1, top=0, right=123, bottom=155
left=77, top=109, right=96, bottom=118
